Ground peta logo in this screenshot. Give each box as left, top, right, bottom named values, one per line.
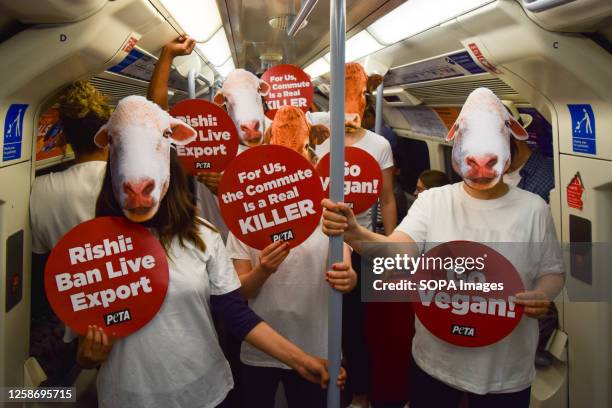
left=451, top=324, right=475, bottom=337
left=104, top=309, right=132, bottom=326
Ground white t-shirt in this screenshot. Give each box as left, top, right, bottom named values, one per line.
left=395, top=182, right=563, bottom=394
left=97, top=221, right=241, bottom=408
left=30, top=161, right=106, bottom=253
left=315, top=129, right=394, bottom=230
left=225, top=228, right=329, bottom=369
left=503, top=163, right=524, bottom=187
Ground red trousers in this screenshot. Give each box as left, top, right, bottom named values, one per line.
left=364, top=302, right=415, bottom=405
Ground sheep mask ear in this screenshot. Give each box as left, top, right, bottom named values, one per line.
left=168, top=117, right=198, bottom=145
left=94, top=124, right=109, bottom=147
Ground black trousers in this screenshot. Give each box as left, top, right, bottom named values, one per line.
left=342, top=251, right=370, bottom=396
left=240, top=363, right=326, bottom=408
left=410, top=360, right=531, bottom=408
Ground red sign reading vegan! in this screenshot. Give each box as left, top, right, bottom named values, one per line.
left=44, top=217, right=169, bottom=338
left=412, top=241, right=524, bottom=347
left=262, top=64, right=314, bottom=120
left=218, top=145, right=324, bottom=250
left=170, top=99, right=239, bottom=174
left=317, top=147, right=382, bottom=215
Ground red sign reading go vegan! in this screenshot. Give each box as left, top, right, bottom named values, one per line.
left=317, top=147, right=382, bottom=215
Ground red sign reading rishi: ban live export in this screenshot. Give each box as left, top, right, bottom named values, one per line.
left=45, top=217, right=169, bottom=338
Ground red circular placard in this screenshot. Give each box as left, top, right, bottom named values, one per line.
left=412, top=241, right=525, bottom=347
left=261, top=64, right=314, bottom=121
left=316, top=147, right=383, bottom=215
left=218, top=145, right=324, bottom=250
left=170, top=99, right=239, bottom=174
left=44, top=217, right=169, bottom=338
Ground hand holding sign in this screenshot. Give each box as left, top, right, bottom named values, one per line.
left=218, top=145, right=324, bottom=250
left=259, top=241, right=291, bottom=274
left=77, top=325, right=115, bottom=367
left=317, top=147, right=382, bottom=215
left=262, top=64, right=314, bottom=120
left=170, top=99, right=239, bottom=174
left=45, top=217, right=169, bottom=338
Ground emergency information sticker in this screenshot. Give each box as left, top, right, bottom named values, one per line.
left=412, top=241, right=524, bottom=347
left=3, top=104, right=28, bottom=161
left=567, top=172, right=584, bottom=210
left=170, top=99, right=239, bottom=174
left=44, top=217, right=169, bottom=338
left=568, top=104, right=596, bottom=155
left=218, top=145, right=324, bottom=250
left=317, top=147, right=383, bottom=215
left=261, top=64, right=314, bottom=120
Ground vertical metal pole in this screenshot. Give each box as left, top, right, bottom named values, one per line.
left=374, top=83, right=383, bottom=135
left=371, top=82, right=384, bottom=231
left=327, top=0, right=345, bottom=406
left=188, top=68, right=196, bottom=99
left=188, top=67, right=198, bottom=201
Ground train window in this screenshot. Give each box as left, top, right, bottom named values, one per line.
left=443, top=145, right=462, bottom=183
left=396, top=137, right=430, bottom=194
left=384, top=95, right=402, bottom=103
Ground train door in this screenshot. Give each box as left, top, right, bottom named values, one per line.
left=0, top=0, right=172, bottom=391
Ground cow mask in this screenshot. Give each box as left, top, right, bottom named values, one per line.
left=345, top=62, right=383, bottom=130
left=447, top=87, right=528, bottom=190
left=304, top=63, right=383, bottom=135
left=264, top=106, right=330, bottom=163
left=94, top=96, right=197, bottom=222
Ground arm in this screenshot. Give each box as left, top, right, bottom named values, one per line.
left=232, top=241, right=290, bottom=299
left=515, top=207, right=565, bottom=318
left=210, top=290, right=345, bottom=388
left=515, top=273, right=564, bottom=319
left=245, top=322, right=343, bottom=388
left=322, top=199, right=411, bottom=254
left=147, top=36, right=196, bottom=110
left=380, top=167, right=397, bottom=235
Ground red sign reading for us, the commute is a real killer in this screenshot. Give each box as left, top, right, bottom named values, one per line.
left=412, top=241, right=525, bottom=348
left=218, top=144, right=324, bottom=250
left=44, top=217, right=169, bottom=338
left=170, top=99, right=239, bottom=174
left=261, top=64, right=314, bottom=121
left=316, top=147, right=382, bottom=215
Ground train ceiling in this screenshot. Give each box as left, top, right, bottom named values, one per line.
left=218, top=0, right=397, bottom=75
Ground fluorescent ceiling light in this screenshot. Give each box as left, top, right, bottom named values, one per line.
left=159, top=0, right=222, bottom=42
left=217, top=58, right=235, bottom=78
left=196, top=28, right=232, bottom=66
left=367, top=0, right=492, bottom=45
left=323, top=31, right=385, bottom=63
left=304, top=58, right=330, bottom=79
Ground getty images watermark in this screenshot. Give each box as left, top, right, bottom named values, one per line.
left=360, top=241, right=612, bottom=303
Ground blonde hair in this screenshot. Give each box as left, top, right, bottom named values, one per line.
left=57, top=81, right=112, bottom=154
left=58, top=80, right=112, bottom=120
